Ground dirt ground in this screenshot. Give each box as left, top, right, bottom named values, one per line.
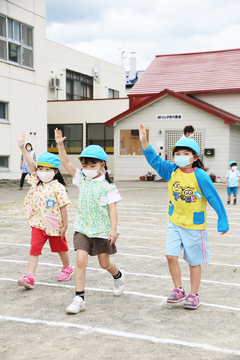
left=0, top=180, right=240, bottom=359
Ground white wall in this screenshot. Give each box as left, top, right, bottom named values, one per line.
left=0, top=0, right=47, bottom=179
left=194, top=93, right=240, bottom=117
left=113, top=95, right=231, bottom=180
left=46, top=40, right=126, bottom=101
left=229, top=125, right=240, bottom=166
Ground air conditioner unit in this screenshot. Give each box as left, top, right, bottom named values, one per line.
left=55, top=77, right=62, bottom=90
left=50, top=77, right=56, bottom=89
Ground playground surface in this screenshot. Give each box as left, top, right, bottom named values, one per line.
left=0, top=180, right=240, bottom=359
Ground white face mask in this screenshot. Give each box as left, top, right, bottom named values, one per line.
left=189, top=134, right=194, bottom=138
left=37, top=171, right=55, bottom=183
left=26, top=147, right=31, bottom=151
left=232, top=166, right=237, bottom=170
left=82, top=165, right=101, bottom=179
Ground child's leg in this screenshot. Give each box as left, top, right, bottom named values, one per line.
left=233, top=193, right=237, bottom=204
left=166, top=255, right=182, bottom=288
left=98, top=253, right=125, bottom=296
left=189, top=264, right=201, bottom=294
left=65, top=249, right=88, bottom=314
left=97, top=253, right=118, bottom=276
left=27, top=255, right=39, bottom=274
left=75, top=249, right=88, bottom=291
left=58, top=251, right=70, bottom=267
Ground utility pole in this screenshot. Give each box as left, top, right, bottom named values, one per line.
left=118, top=47, right=126, bottom=67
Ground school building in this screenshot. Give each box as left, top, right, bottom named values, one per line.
left=0, top=0, right=127, bottom=179
left=105, top=49, right=240, bottom=180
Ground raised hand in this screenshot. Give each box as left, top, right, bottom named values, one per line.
left=138, top=123, right=147, bottom=142
left=54, top=128, right=66, bottom=145
left=17, top=132, right=26, bottom=149
left=138, top=123, right=149, bottom=150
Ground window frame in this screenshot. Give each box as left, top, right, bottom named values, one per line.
left=0, top=15, right=33, bottom=69
left=119, top=128, right=149, bottom=156
left=47, top=124, right=83, bottom=155
left=0, top=101, right=8, bottom=123
left=0, top=156, right=9, bottom=171
left=108, top=88, right=119, bottom=99
left=86, top=123, right=114, bottom=155
left=66, top=69, right=93, bottom=100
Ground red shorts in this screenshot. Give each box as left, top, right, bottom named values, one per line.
left=30, top=227, right=69, bottom=256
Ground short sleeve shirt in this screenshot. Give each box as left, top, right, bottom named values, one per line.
left=21, top=151, right=37, bottom=174
left=23, top=172, right=70, bottom=236
left=73, top=169, right=122, bottom=238
left=226, top=170, right=239, bottom=187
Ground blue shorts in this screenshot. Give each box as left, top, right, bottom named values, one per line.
left=227, top=187, right=238, bottom=195
left=166, top=221, right=209, bottom=266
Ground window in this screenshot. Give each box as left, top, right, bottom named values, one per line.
left=0, top=156, right=9, bottom=171
left=66, top=70, right=93, bottom=100
left=47, top=124, right=83, bottom=154
left=0, top=15, right=33, bottom=68
left=87, top=124, right=114, bottom=154
left=0, top=102, right=8, bottom=122
left=108, top=89, right=119, bottom=98
left=120, top=129, right=149, bottom=156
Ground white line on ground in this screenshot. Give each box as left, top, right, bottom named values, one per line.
left=0, top=315, right=240, bottom=356
left=0, top=241, right=239, bottom=266
left=1, top=262, right=240, bottom=288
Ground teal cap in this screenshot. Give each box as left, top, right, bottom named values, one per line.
left=229, top=161, right=237, bottom=166
left=37, top=152, right=61, bottom=168
left=78, top=145, right=107, bottom=162
left=171, top=137, right=200, bottom=155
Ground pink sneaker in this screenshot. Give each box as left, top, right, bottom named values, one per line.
left=184, top=292, right=201, bottom=309
left=57, top=265, right=73, bottom=281
left=17, top=274, right=34, bottom=289
left=167, top=287, right=187, bottom=303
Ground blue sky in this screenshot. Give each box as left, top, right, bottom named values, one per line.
left=46, top=0, right=240, bottom=70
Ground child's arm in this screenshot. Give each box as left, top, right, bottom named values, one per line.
left=60, top=205, right=68, bottom=239
left=17, top=133, right=36, bottom=174
left=54, top=128, right=76, bottom=177
left=139, top=123, right=176, bottom=181
left=196, top=170, right=229, bottom=234
left=139, top=123, right=149, bottom=150
left=108, top=202, right=118, bottom=245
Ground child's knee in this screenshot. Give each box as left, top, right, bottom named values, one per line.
left=166, top=255, right=178, bottom=263
left=99, top=260, right=110, bottom=271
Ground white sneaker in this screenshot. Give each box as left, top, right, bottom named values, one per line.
left=66, top=296, right=85, bottom=314
left=113, top=270, right=125, bottom=296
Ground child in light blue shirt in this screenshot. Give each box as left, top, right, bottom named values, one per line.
left=226, top=161, right=239, bottom=205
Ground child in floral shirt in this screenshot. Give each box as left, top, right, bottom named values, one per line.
left=17, top=132, right=73, bottom=289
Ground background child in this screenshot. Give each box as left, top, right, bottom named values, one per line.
left=181, top=125, right=195, bottom=139
left=17, top=133, right=73, bottom=289
left=139, top=123, right=229, bottom=310
left=55, top=128, right=125, bottom=314
left=226, top=161, right=239, bottom=205
left=19, top=142, right=37, bottom=190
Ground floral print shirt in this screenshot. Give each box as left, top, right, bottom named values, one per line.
left=23, top=172, right=70, bottom=236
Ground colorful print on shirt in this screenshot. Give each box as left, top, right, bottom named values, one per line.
left=74, top=173, right=118, bottom=238
left=23, top=172, right=70, bottom=236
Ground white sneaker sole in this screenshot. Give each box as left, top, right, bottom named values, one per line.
left=65, top=305, right=85, bottom=314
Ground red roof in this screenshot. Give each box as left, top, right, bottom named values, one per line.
left=128, top=49, right=240, bottom=96
left=105, top=89, right=240, bottom=127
